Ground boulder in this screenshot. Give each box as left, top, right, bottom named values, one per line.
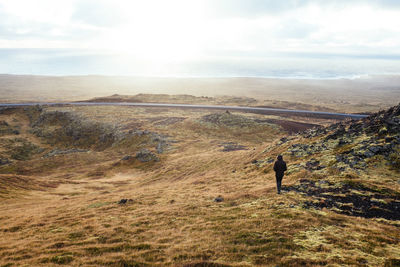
left=305, top=159, right=325, bottom=171
left=118, top=199, right=133, bottom=205
left=135, top=149, right=159, bottom=162
left=214, top=196, right=224, bottom=202
left=0, top=158, right=10, bottom=165
left=121, top=155, right=133, bottom=161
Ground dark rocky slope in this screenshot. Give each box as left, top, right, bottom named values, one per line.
left=261, top=103, right=400, bottom=220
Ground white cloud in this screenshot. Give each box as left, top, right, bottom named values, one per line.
left=0, top=0, right=399, bottom=62
left=0, top=0, right=74, bottom=24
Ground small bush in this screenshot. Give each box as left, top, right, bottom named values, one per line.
left=389, top=152, right=400, bottom=170
left=68, top=231, right=85, bottom=240
left=50, top=254, right=74, bottom=265
left=385, top=258, right=400, bottom=267
left=10, top=142, right=41, bottom=160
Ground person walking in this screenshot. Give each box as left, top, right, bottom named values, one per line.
left=273, top=155, right=287, bottom=194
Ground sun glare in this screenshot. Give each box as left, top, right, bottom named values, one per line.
left=99, top=1, right=206, bottom=64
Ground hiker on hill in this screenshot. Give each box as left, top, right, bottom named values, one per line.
left=273, top=155, right=287, bottom=194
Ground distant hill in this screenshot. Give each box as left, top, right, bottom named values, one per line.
left=1, top=74, right=400, bottom=113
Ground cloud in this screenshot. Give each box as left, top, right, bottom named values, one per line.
left=203, top=0, right=303, bottom=18
left=274, top=19, right=319, bottom=39
left=203, top=0, right=400, bottom=19
left=71, top=0, right=126, bottom=27
left=0, top=0, right=400, bottom=62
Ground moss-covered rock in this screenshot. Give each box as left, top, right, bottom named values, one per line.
left=135, top=149, right=159, bottom=162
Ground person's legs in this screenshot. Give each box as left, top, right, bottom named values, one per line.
left=276, top=174, right=283, bottom=194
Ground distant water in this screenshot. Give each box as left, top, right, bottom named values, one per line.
left=1, top=48, right=400, bottom=79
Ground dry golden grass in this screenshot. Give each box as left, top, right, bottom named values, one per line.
left=0, top=105, right=399, bottom=266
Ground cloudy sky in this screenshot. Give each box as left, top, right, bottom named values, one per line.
left=1, top=0, right=400, bottom=76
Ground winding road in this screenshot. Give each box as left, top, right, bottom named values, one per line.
left=0, top=102, right=369, bottom=119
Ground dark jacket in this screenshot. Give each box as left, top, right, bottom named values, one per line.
left=274, top=159, right=287, bottom=176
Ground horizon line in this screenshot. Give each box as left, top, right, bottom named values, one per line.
left=1, top=73, right=399, bottom=80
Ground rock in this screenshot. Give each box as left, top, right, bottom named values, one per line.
left=121, top=155, right=132, bottom=161
left=156, top=141, right=168, bottom=154
left=368, top=146, right=382, bottom=154
left=302, top=127, right=327, bottom=138
left=43, top=148, right=89, bottom=158
left=348, top=122, right=363, bottom=134
left=32, top=111, right=119, bottom=149
left=336, top=154, right=347, bottom=163
left=129, top=130, right=150, bottom=136
left=0, top=158, right=10, bottom=165
left=214, top=196, right=224, bottom=202
left=362, top=150, right=375, bottom=158
left=135, top=149, right=159, bottom=162
left=325, top=125, right=346, bottom=140
left=305, top=159, right=324, bottom=171
left=279, top=137, right=288, bottom=143
left=395, top=136, right=400, bottom=143
left=337, top=138, right=349, bottom=146
left=118, top=199, right=127, bottom=204
left=378, top=127, right=388, bottom=135
left=201, top=112, right=257, bottom=128
left=118, top=199, right=133, bottom=204
left=385, top=137, right=394, bottom=143
left=0, top=120, right=20, bottom=136
left=221, top=143, right=247, bottom=152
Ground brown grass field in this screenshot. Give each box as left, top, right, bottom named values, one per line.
left=0, top=94, right=399, bottom=267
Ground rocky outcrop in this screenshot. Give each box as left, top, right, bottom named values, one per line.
left=0, top=121, right=20, bottom=136
left=289, top=103, right=400, bottom=171
left=201, top=112, right=259, bottom=128
left=220, top=142, right=248, bottom=152
left=285, top=179, right=400, bottom=220
left=304, top=103, right=400, bottom=140
left=9, top=140, right=43, bottom=161
left=29, top=110, right=176, bottom=155
left=43, top=148, right=89, bottom=158
left=31, top=111, right=120, bottom=149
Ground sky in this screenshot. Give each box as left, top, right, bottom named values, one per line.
left=1, top=0, right=400, bottom=77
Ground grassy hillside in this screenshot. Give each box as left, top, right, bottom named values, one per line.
left=0, top=102, right=399, bottom=266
